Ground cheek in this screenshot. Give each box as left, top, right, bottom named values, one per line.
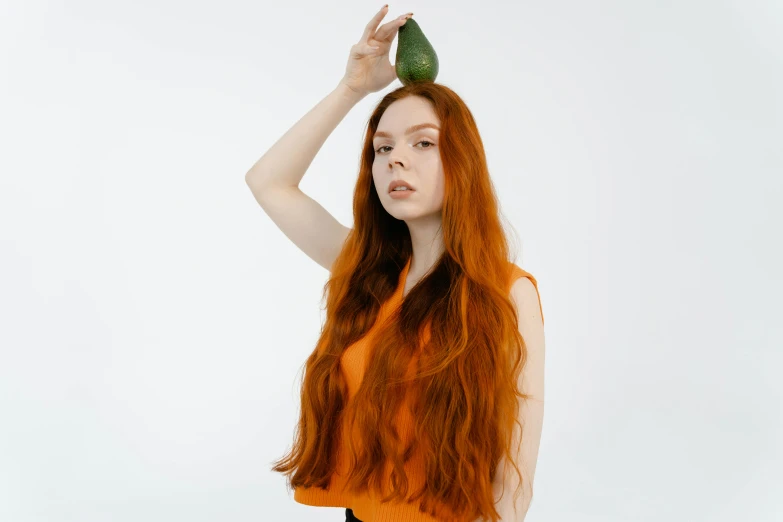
left=431, top=168, right=446, bottom=197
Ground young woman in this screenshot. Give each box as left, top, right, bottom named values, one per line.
left=245, top=6, right=545, bottom=522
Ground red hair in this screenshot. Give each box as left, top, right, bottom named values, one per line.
left=271, top=82, right=532, bottom=522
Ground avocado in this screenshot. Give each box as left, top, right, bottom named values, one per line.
left=395, top=18, right=439, bottom=85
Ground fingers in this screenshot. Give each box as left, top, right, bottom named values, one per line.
left=361, top=5, right=389, bottom=43
left=351, top=42, right=381, bottom=58
left=373, top=13, right=412, bottom=43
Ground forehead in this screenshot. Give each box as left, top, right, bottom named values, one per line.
left=374, top=97, right=440, bottom=138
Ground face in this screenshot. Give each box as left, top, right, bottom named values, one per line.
left=371, top=96, right=445, bottom=224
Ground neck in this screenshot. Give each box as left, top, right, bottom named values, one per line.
left=405, top=214, right=444, bottom=278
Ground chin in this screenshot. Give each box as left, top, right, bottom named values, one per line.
left=383, top=206, right=417, bottom=220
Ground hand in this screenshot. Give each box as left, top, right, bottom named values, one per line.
left=339, top=5, right=413, bottom=97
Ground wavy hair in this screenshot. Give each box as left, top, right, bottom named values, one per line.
left=271, top=82, right=532, bottom=522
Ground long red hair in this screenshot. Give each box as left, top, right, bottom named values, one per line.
left=271, top=82, right=532, bottom=522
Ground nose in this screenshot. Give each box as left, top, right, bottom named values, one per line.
left=388, top=148, right=406, bottom=169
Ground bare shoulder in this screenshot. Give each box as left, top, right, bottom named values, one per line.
left=510, top=276, right=545, bottom=403
left=510, top=277, right=542, bottom=320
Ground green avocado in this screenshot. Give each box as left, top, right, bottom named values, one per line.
left=395, top=18, right=439, bottom=85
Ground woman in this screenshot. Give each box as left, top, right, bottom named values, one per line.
left=245, top=6, right=546, bottom=521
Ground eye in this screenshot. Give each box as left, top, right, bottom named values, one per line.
left=375, top=140, right=435, bottom=154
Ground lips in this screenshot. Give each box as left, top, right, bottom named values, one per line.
left=388, top=180, right=415, bottom=193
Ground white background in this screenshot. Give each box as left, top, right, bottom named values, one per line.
left=1, top=1, right=781, bottom=521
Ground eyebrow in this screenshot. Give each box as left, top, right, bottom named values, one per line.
left=373, top=123, right=440, bottom=140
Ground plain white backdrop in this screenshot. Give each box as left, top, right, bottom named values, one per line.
left=0, top=0, right=780, bottom=521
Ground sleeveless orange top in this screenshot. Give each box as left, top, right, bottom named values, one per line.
left=294, top=258, right=544, bottom=521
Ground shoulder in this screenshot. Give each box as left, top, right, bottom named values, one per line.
left=508, top=263, right=544, bottom=326
left=507, top=265, right=546, bottom=401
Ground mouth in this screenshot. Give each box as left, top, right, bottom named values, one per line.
left=388, top=180, right=416, bottom=193
left=389, top=188, right=416, bottom=198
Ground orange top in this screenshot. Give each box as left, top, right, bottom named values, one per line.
left=294, top=258, right=543, bottom=522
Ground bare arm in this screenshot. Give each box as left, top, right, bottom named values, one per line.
left=244, top=82, right=365, bottom=190
left=244, top=83, right=364, bottom=271
left=245, top=7, right=410, bottom=271
left=477, top=277, right=546, bottom=521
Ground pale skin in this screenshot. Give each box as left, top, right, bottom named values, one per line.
left=373, top=97, right=545, bottom=522
left=367, top=39, right=546, bottom=515
left=350, top=6, right=448, bottom=291
left=488, top=275, right=545, bottom=522
left=245, top=5, right=545, bottom=520
left=371, top=95, right=446, bottom=295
